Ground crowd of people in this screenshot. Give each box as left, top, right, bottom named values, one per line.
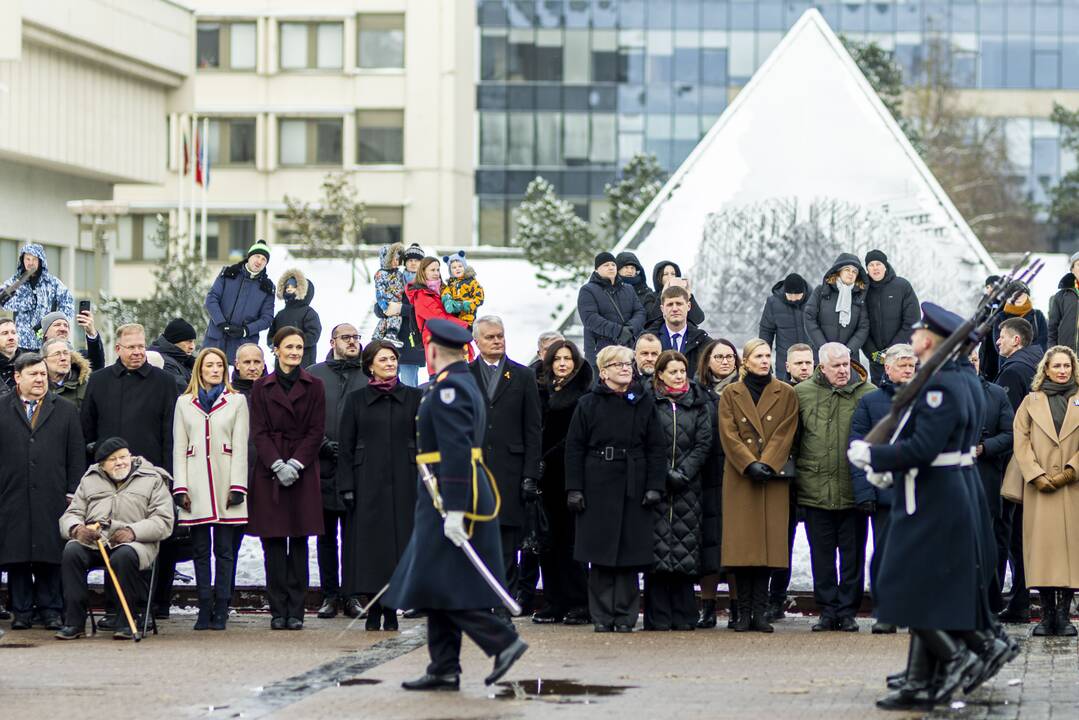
left=1, top=239, right=1078, bottom=695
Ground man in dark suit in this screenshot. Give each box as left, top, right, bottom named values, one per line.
left=468, top=316, right=543, bottom=617
left=643, top=286, right=712, bottom=379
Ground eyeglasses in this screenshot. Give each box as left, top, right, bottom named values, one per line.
left=119, top=344, right=146, bottom=351
left=45, top=351, right=71, bottom=359
left=714, top=354, right=736, bottom=362
left=604, top=361, right=633, bottom=369
left=334, top=334, right=361, bottom=343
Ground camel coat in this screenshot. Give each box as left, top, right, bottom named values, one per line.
left=718, top=378, right=799, bottom=568
left=172, top=391, right=250, bottom=525
left=1001, top=390, right=1079, bottom=588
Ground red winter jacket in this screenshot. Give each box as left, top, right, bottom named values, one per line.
left=405, top=284, right=472, bottom=373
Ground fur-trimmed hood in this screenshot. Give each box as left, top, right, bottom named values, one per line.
left=66, top=349, right=91, bottom=386
left=276, top=268, right=312, bottom=303
left=379, top=242, right=405, bottom=270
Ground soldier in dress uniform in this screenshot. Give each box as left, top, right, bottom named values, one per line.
left=848, top=303, right=987, bottom=711
left=384, top=319, right=528, bottom=692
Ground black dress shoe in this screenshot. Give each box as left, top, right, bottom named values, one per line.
left=485, top=638, right=528, bottom=685
left=936, top=649, right=981, bottom=701
left=344, top=598, right=363, bottom=618
left=812, top=617, right=837, bottom=632
left=286, top=617, right=304, bottom=630
left=563, top=607, right=591, bottom=625
left=54, top=625, right=84, bottom=640
left=696, top=599, right=717, bottom=628
left=875, top=687, right=937, bottom=711
left=383, top=609, right=399, bottom=631
left=837, top=617, right=859, bottom=632
left=113, top=625, right=139, bottom=641
left=614, top=624, right=634, bottom=633
left=885, top=671, right=906, bottom=690
left=872, top=621, right=897, bottom=634
left=594, top=623, right=613, bottom=633
left=672, top=623, right=696, bottom=631
left=43, top=614, right=63, bottom=631
left=11, top=616, right=32, bottom=630
left=271, top=617, right=287, bottom=630
left=0, top=602, right=10, bottom=620
left=531, top=607, right=564, bottom=624
left=402, top=673, right=460, bottom=691
left=317, top=597, right=339, bottom=619
left=98, top=615, right=118, bottom=630
left=365, top=612, right=381, bottom=631
left=749, top=616, right=774, bottom=633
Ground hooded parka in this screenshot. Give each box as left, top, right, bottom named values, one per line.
left=576, top=272, right=646, bottom=364
left=804, top=254, right=871, bottom=360
left=269, top=269, right=322, bottom=368
left=758, top=280, right=810, bottom=382
left=54, top=351, right=90, bottom=410
left=615, top=252, right=656, bottom=319
left=0, top=243, right=75, bottom=350
left=863, top=261, right=920, bottom=362
left=648, top=261, right=706, bottom=327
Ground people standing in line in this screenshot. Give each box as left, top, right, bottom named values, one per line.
left=633, top=333, right=662, bottom=378
left=1003, top=345, right=1079, bottom=637
left=717, top=339, right=799, bottom=633
left=171, top=347, right=249, bottom=631
left=850, top=343, right=916, bottom=634
left=306, top=323, right=367, bottom=619
left=1047, top=252, right=1079, bottom=355
left=862, top=250, right=920, bottom=386
left=204, top=240, right=276, bottom=363
left=41, top=338, right=90, bottom=410
left=643, top=286, right=713, bottom=379
left=148, top=318, right=198, bottom=390
left=990, top=282, right=1048, bottom=360
left=532, top=339, right=592, bottom=626
left=0, top=353, right=84, bottom=631
left=616, top=252, right=656, bottom=321
left=793, top=342, right=874, bottom=632
left=648, top=261, right=706, bottom=327
left=396, top=243, right=427, bottom=386
left=577, top=252, right=646, bottom=366
left=695, top=338, right=741, bottom=629
left=564, top=344, right=666, bottom=632
left=758, top=273, right=810, bottom=383
left=247, top=326, right=326, bottom=630
left=40, top=309, right=105, bottom=372
left=644, top=350, right=712, bottom=631
left=407, top=257, right=471, bottom=375
left=337, top=340, right=421, bottom=631
left=804, top=253, right=870, bottom=364
left=468, top=316, right=543, bottom=617
left=268, top=269, right=322, bottom=369
left=0, top=243, right=74, bottom=350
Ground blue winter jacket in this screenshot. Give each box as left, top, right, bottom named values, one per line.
left=203, top=261, right=275, bottom=362
left=849, top=380, right=898, bottom=507
left=577, top=272, right=645, bottom=364
left=0, top=243, right=74, bottom=349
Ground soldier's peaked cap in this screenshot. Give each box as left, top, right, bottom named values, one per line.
left=426, top=319, right=473, bottom=349
left=912, top=302, right=964, bottom=338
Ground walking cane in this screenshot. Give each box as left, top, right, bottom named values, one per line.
left=87, top=523, right=140, bottom=643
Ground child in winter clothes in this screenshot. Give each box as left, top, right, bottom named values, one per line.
left=268, top=268, right=322, bottom=368
left=373, top=242, right=406, bottom=347
left=440, top=251, right=484, bottom=328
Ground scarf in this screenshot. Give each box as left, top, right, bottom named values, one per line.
left=657, top=380, right=688, bottom=397
left=368, top=376, right=398, bottom=393
left=743, top=370, right=771, bottom=405
left=1042, top=379, right=1077, bottom=434
left=425, top=279, right=441, bottom=293
left=403, top=269, right=416, bottom=284
left=275, top=363, right=300, bottom=395
left=713, top=371, right=738, bottom=395
left=835, top=278, right=854, bottom=328
left=1004, top=298, right=1033, bottom=317
left=197, top=383, right=225, bottom=413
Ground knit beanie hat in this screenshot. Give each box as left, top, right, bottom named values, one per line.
left=403, top=243, right=425, bottom=261
left=442, top=250, right=468, bottom=268
left=594, top=251, right=617, bottom=269
left=246, top=239, right=271, bottom=260
left=782, top=273, right=807, bottom=295
left=865, top=249, right=888, bottom=266
left=162, top=318, right=197, bottom=344
left=39, top=311, right=68, bottom=337
left=95, top=436, right=129, bottom=464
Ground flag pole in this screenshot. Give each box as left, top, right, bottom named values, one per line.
left=189, top=113, right=197, bottom=255
left=200, top=117, right=209, bottom=261
left=177, top=113, right=185, bottom=240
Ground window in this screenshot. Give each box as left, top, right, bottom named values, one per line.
left=75, top=250, right=96, bottom=295
left=279, top=22, right=343, bottom=70
left=0, top=238, right=18, bottom=278
left=207, top=118, right=256, bottom=166
left=480, top=112, right=508, bottom=165
left=197, top=21, right=256, bottom=70
left=479, top=198, right=507, bottom=246
left=204, top=215, right=256, bottom=261
left=356, top=110, right=404, bottom=164
left=362, top=206, right=404, bottom=245
left=279, top=118, right=343, bottom=166
left=115, top=216, right=164, bottom=262
left=357, top=14, right=404, bottom=69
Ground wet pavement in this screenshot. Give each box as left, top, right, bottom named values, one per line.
left=1, top=613, right=1075, bottom=719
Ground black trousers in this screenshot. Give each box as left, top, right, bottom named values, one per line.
left=643, top=571, right=696, bottom=629
left=426, top=608, right=519, bottom=676
left=230, top=525, right=246, bottom=597
left=500, top=525, right=521, bottom=600
left=803, top=506, right=868, bottom=620
left=61, top=542, right=144, bottom=628
left=768, top=488, right=799, bottom=602
left=262, top=536, right=309, bottom=620
left=868, top=505, right=891, bottom=599
left=997, top=500, right=1029, bottom=610
left=587, top=565, right=640, bottom=627
left=191, top=524, right=238, bottom=602
left=3, top=562, right=62, bottom=620
left=317, top=509, right=347, bottom=599
left=538, top=544, right=588, bottom=614
left=518, top=551, right=540, bottom=599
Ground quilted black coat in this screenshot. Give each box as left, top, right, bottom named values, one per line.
left=650, top=381, right=713, bottom=575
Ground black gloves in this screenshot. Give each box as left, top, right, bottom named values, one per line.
left=566, top=490, right=586, bottom=513
left=857, top=500, right=877, bottom=515
left=175, top=492, right=192, bottom=512
left=341, top=491, right=355, bottom=511
left=222, top=324, right=246, bottom=339
left=745, top=462, right=775, bottom=482
left=319, top=438, right=340, bottom=461
left=227, top=491, right=245, bottom=508
left=641, top=489, right=662, bottom=507
left=617, top=326, right=634, bottom=346
left=521, top=477, right=540, bottom=502
left=667, top=468, right=689, bottom=491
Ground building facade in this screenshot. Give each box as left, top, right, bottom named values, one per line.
left=475, top=0, right=1079, bottom=247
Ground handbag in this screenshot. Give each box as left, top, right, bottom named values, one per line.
left=520, top=496, right=551, bottom=555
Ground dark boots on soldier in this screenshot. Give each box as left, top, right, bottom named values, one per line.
left=877, top=635, right=937, bottom=711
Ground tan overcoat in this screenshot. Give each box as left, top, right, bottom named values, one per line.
left=719, top=378, right=799, bottom=568
left=1001, top=390, right=1079, bottom=588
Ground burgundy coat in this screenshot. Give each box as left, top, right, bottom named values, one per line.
left=247, top=369, right=326, bottom=538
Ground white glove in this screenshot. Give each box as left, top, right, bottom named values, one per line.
left=867, top=470, right=894, bottom=489
left=443, top=510, right=468, bottom=547
left=847, top=440, right=872, bottom=470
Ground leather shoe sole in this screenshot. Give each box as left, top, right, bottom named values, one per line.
left=875, top=690, right=936, bottom=711
left=485, top=638, right=528, bottom=685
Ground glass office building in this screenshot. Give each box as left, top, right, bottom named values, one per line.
left=475, top=0, right=1079, bottom=245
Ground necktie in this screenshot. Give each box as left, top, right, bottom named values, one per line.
left=24, top=400, right=36, bottom=421
left=671, top=333, right=681, bottom=352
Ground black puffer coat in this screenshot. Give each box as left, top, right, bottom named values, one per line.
left=576, top=272, right=646, bottom=364
left=616, top=252, right=656, bottom=320
left=758, top=280, right=809, bottom=382
left=1048, top=272, right=1079, bottom=354
left=268, top=269, right=322, bottom=368
left=651, top=382, right=712, bottom=575
left=863, top=262, right=920, bottom=361
left=539, top=362, right=593, bottom=552
left=648, top=260, right=705, bottom=326
left=804, top=253, right=870, bottom=360
left=148, top=334, right=194, bottom=392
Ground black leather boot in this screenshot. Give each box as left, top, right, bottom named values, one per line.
left=877, top=634, right=937, bottom=711
left=749, top=571, right=773, bottom=633
left=1056, top=589, right=1077, bottom=636
left=210, top=598, right=229, bottom=631
left=960, top=630, right=1008, bottom=693
left=731, top=572, right=752, bottom=632
left=193, top=598, right=212, bottom=631
left=921, top=630, right=981, bottom=702
left=1033, top=588, right=1055, bottom=636
left=886, top=633, right=915, bottom=690
left=697, top=599, right=717, bottom=629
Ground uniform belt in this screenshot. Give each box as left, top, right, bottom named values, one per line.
left=416, top=448, right=484, bottom=464
left=590, top=446, right=628, bottom=461
left=960, top=446, right=977, bottom=467
left=930, top=451, right=964, bottom=467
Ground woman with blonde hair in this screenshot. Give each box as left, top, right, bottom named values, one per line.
left=1004, top=344, right=1079, bottom=636
left=172, top=347, right=250, bottom=631
left=717, top=338, right=799, bottom=632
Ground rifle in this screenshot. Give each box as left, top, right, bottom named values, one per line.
left=863, top=254, right=1044, bottom=445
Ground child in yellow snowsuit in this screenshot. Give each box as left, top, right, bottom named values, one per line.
left=440, top=250, right=484, bottom=328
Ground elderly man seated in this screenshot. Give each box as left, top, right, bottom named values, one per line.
left=55, top=437, right=174, bottom=640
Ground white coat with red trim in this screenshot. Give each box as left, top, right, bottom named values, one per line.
left=172, top=390, right=250, bottom=525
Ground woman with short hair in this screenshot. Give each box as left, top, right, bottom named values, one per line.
left=172, top=347, right=249, bottom=630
